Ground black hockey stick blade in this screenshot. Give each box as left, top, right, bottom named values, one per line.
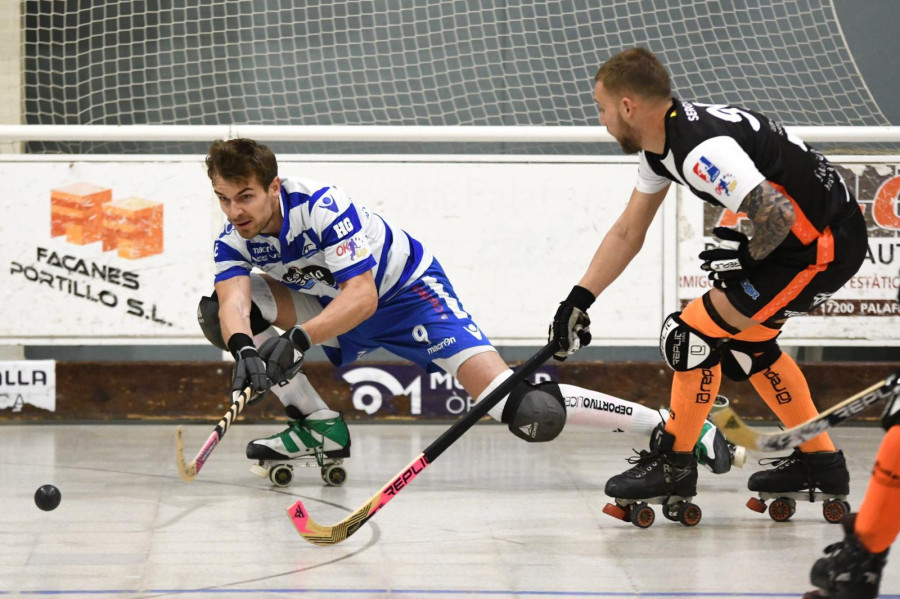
left=286, top=341, right=558, bottom=546
left=710, top=372, right=900, bottom=453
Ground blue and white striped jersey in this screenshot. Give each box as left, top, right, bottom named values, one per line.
left=213, top=177, right=433, bottom=302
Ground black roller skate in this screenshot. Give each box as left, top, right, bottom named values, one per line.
left=804, top=514, right=889, bottom=599
left=747, top=449, right=850, bottom=523
left=247, top=409, right=350, bottom=488
left=658, top=396, right=746, bottom=474
left=603, top=428, right=702, bottom=528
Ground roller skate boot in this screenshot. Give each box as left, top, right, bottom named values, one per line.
left=747, top=449, right=850, bottom=523
left=659, top=398, right=746, bottom=474
left=805, top=514, right=888, bottom=599
left=603, top=427, right=702, bottom=528
left=247, top=409, right=350, bottom=487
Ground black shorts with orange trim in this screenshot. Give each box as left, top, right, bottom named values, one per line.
left=724, top=207, right=867, bottom=323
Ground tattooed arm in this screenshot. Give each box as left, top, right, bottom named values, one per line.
left=739, top=181, right=796, bottom=260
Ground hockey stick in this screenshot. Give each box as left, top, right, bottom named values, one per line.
left=709, top=372, right=900, bottom=453
left=175, top=360, right=304, bottom=482
left=286, top=341, right=558, bottom=546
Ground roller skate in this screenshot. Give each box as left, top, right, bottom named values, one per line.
left=746, top=449, right=850, bottom=523
left=603, top=428, right=702, bottom=528
left=659, top=396, right=746, bottom=474
left=804, top=514, right=889, bottom=599
left=247, top=409, right=350, bottom=487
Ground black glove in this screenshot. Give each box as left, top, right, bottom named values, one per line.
left=227, top=333, right=271, bottom=396
left=258, top=325, right=311, bottom=384
left=549, top=285, right=594, bottom=361
left=699, top=226, right=759, bottom=288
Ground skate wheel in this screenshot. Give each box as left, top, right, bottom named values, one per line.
left=768, top=497, right=795, bottom=522
left=822, top=499, right=849, bottom=524
left=677, top=502, right=702, bottom=527
left=630, top=503, right=655, bottom=528
left=731, top=445, right=747, bottom=468
left=746, top=497, right=767, bottom=513
left=602, top=503, right=628, bottom=521
left=249, top=463, right=269, bottom=479
left=712, top=395, right=729, bottom=411
left=269, top=464, right=294, bottom=487
left=321, top=464, right=347, bottom=487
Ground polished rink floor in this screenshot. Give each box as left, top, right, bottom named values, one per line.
left=0, top=421, right=897, bottom=599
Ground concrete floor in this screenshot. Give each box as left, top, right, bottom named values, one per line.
left=0, top=421, right=897, bottom=599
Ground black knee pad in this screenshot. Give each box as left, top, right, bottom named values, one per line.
left=659, top=312, right=721, bottom=371
left=196, top=291, right=271, bottom=351
left=501, top=381, right=567, bottom=443
left=720, top=337, right=782, bottom=381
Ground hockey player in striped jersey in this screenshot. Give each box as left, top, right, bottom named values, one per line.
left=199, top=138, right=740, bottom=484
left=551, top=48, right=868, bottom=521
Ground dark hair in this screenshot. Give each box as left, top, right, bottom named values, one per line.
left=595, top=47, right=671, bottom=100
left=206, top=138, right=278, bottom=187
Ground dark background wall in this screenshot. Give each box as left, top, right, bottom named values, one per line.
left=833, top=0, right=900, bottom=124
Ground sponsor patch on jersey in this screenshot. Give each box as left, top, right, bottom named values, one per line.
left=693, top=156, right=720, bottom=183
left=316, top=193, right=340, bottom=213
left=715, top=173, right=738, bottom=197
left=335, top=234, right=370, bottom=261
left=299, top=232, right=318, bottom=258
left=246, top=241, right=280, bottom=265
left=283, top=265, right=336, bottom=289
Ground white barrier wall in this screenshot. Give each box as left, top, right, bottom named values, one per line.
left=1, top=155, right=897, bottom=346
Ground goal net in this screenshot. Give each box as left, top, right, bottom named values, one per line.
left=17, top=1, right=893, bottom=154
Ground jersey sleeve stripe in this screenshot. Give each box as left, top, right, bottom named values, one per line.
left=214, top=239, right=247, bottom=264
left=373, top=218, right=393, bottom=292
left=321, top=205, right=363, bottom=246
left=214, top=264, right=251, bottom=283
left=332, top=256, right=377, bottom=284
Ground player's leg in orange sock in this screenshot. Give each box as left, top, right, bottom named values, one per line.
left=742, top=338, right=835, bottom=452
left=855, top=425, right=900, bottom=554
left=662, top=297, right=728, bottom=453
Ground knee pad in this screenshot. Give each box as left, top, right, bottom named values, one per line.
left=881, top=372, right=900, bottom=431
left=720, top=337, right=782, bottom=381
left=196, top=291, right=271, bottom=351
left=659, top=312, right=721, bottom=371
left=501, top=381, right=567, bottom=443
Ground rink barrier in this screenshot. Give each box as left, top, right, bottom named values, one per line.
left=0, top=361, right=895, bottom=423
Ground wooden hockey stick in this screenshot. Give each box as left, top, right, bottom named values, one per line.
left=286, top=341, right=558, bottom=546
left=176, top=360, right=304, bottom=482
left=709, top=372, right=900, bottom=453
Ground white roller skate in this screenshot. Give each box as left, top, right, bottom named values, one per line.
left=247, top=409, right=350, bottom=487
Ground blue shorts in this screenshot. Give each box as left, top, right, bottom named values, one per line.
left=321, top=259, right=494, bottom=372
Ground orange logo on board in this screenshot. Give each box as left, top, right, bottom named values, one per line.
left=50, top=182, right=164, bottom=259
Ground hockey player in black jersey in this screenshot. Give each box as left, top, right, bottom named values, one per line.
left=549, top=47, right=868, bottom=526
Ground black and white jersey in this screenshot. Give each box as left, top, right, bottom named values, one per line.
left=637, top=98, right=856, bottom=246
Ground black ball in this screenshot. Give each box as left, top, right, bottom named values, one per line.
left=34, top=484, right=61, bottom=511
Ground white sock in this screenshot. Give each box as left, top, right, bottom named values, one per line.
left=269, top=373, right=329, bottom=416
left=474, top=369, right=514, bottom=422
left=559, top=384, right=662, bottom=434
left=251, top=327, right=329, bottom=417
